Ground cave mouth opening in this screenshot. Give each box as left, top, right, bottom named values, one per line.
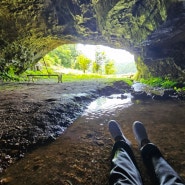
left=37, top=43, right=137, bottom=78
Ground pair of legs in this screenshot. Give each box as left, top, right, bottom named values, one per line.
left=109, top=120, right=185, bottom=185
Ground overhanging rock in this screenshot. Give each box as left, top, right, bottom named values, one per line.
left=0, top=0, right=185, bottom=80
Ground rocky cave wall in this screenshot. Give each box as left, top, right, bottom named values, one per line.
left=0, top=0, right=185, bottom=81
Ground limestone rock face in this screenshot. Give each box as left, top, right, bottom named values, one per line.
left=140, top=1, right=185, bottom=80
left=0, top=0, right=185, bottom=80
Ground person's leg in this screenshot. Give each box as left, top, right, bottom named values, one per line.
left=109, top=120, right=143, bottom=185
left=133, top=121, right=185, bottom=185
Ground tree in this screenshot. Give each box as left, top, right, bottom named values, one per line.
left=92, top=61, right=101, bottom=73
left=94, top=49, right=106, bottom=74
left=55, top=44, right=79, bottom=68
left=42, top=54, right=60, bottom=67
left=40, top=44, right=79, bottom=68
left=105, top=60, right=116, bottom=75
left=76, top=54, right=91, bottom=73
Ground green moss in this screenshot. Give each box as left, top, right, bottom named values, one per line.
left=75, top=15, right=84, bottom=24
left=159, top=2, right=167, bottom=21
left=134, top=56, right=151, bottom=80
left=92, top=0, right=99, bottom=4
left=138, top=15, right=146, bottom=25
left=99, top=0, right=169, bottom=47
left=145, top=22, right=154, bottom=31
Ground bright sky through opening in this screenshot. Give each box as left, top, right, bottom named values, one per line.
left=77, top=44, right=135, bottom=64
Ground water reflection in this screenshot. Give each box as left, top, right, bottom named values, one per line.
left=83, top=93, right=133, bottom=119
left=132, top=82, right=164, bottom=95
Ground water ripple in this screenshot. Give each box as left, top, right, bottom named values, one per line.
left=82, top=93, right=133, bottom=119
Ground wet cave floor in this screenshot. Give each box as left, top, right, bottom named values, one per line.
left=0, top=81, right=185, bottom=185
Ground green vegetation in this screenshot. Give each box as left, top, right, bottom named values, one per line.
left=140, top=77, right=178, bottom=89
left=92, top=61, right=100, bottom=74
left=62, top=73, right=104, bottom=82
left=104, top=0, right=167, bottom=46
left=0, top=44, right=136, bottom=85
left=0, top=68, right=23, bottom=82
left=76, top=54, right=91, bottom=73
left=105, top=60, right=115, bottom=75
left=174, top=86, right=185, bottom=92
left=24, top=68, right=55, bottom=76
left=134, top=56, right=151, bottom=80
left=23, top=67, right=133, bottom=85
left=37, top=44, right=118, bottom=75
left=41, top=44, right=78, bottom=68
left=93, top=50, right=106, bottom=74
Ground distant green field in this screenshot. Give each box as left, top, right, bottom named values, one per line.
left=23, top=69, right=133, bottom=86
left=62, top=73, right=133, bottom=85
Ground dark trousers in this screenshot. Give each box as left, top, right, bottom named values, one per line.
left=109, top=141, right=185, bottom=185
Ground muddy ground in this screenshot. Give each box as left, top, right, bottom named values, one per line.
left=0, top=80, right=185, bottom=185
left=0, top=80, right=130, bottom=174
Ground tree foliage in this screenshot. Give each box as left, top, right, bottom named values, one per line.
left=92, top=61, right=100, bottom=73
left=105, top=60, right=115, bottom=75
left=94, top=49, right=106, bottom=74
left=41, top=44, right=79, bottom=68
left=76, top=54, right=91, bottom=73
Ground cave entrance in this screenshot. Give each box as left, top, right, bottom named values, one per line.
left=36, top=44, right=136, bottom=80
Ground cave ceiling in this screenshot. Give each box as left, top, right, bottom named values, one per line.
left=0, top=0, right=185, bottom=80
